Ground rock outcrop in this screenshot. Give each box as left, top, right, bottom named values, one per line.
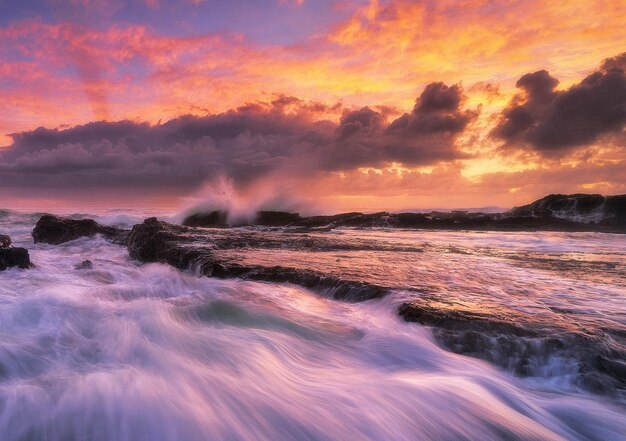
left=182, top=211, right=228, bottom=227
left=398, top=300, right=626, bottom=393
left=0, top=235, right=31, bottom=270
left=175, top=194, right=626, bottom=232
left=288, top=209, right=625, bottom=232
left=32, top=215, right=129, bottom=245
left=127, top=217, right=387, bottom=302
left=255, top=211, right=300, bottom=226
left=509, top=193, right=626, bottom=226
left=0, top=234, right=11, bottom=248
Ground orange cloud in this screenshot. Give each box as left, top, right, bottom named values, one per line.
left=3, top=1, right=624, bottom=132
left=0, top=0, right=624, bottom=207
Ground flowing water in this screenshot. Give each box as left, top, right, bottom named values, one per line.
left=0, top=209, right=625, bottom=441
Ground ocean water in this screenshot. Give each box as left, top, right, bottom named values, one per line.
left=0, top=209, right=625, bottom=441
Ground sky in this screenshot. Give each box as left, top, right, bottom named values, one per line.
left=0, top=0, right=625, bottom=211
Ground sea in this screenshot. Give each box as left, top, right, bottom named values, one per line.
left=0, top=208, right=625, bottom=441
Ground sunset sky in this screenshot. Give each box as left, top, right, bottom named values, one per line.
left=0, top=0, right=625, bottom=211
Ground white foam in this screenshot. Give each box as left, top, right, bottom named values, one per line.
left=0, top=212, right=625, bottom=440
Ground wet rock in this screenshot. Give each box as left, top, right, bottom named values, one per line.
left=256, top=211, right=300, bottom=226
left=128, top=217, right=194, bottom=263
left=229, top=265, right=387, bottom=301
left=0, top=234, right=11, bottom=249
left=175, top=193, right=626, bottom=232
left=398, top=301, right=626, bottom=394
left=291, top=212, right=364, bottom=228
left=393, top=213, right=429, bottom=228
left=0, top=247, right=31, bottom=270
left=127, top=217, right=388, bottom=302
left=291, top=212, right=395, bottom=228
left=397, top=302, right=532, bottom=336
left=0, top=233, right=32, bottom=270
left=509, top=193, right=626, bottom=228
left=182, top=211, right=227, bottom=227
left=32, top=215, right=129, bottom=245
left=75, top=260, right=93, bottom=270
left=604, top=194, right=626, bottom=227
left=598, top=356, right=626, bottom=382
left=511, top=193, right=606, bottom=215
left=278, top=193, right=626, bottom=232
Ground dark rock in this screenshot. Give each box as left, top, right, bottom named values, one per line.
left=598, top=356, right=626, bottom=382
left=0, top=234, right=11, bottom=249
left=397, top=301, right=532, bottom=336
left=32, top=215, right=129, bottom=245
left=604, top=194, right=626, bottom=226
left=127, top=217, right=388, bottom=302
left=128, top=217, right=192, bottom=263
left=511, top=193, right=604, bottom=214
left=509, top=193, right=626, bottom=228
left=277, top=193, right=626, bottom=232
left=75, top=260, right=93, bottom=270
left=291, top=212, right=367, bottom=228
left=0, top=248, right=31, bottom=270
left=182, top=211, right=227, bottom=227
left=338, top=212, right=390, bottom=227
left=398, top=300, right=626, bottom=393
left=393, top=213, right=428, bottom=227
left=290, top=212, right=362, bottom=227
left=174, top=193, right=626, bottom=232
left=256, top=211, right=300, bottom=226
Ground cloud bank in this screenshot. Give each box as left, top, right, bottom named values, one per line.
left=493, top=54, right=626, bottom=153
left=0, top=82, right=476, bottom=191
left=0, top=53, right=624, bottom=208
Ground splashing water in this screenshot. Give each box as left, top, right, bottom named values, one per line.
left=176, top=174, right=314, bottom=225
left=0, top=209, right=625, bottom=440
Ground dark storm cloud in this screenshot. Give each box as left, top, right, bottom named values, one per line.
left=324, top=82, right=477, bottom=169
left=601, top=52, right=626, bottom=71
left=0, top=83, right=475, bottom=191
left=493, top=54, right=626, bottom=153
left=387, top=82, right=476, bottom=136
left=337, top=107, right=382, bottom=139
left=415, top=82, right=463, bottom=113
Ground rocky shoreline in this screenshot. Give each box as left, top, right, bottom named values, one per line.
left=18, top=209, right=625, bottom=395
left=184, top=193, right=626, bottom=233
left=397, top=300, right=626, bottom=393
left=127, top=217, right=389, bottom=302
left=2, top=192, right=624, bottom=395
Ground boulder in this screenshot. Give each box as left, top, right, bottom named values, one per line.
left=0, top=247, right=31, bottom=270
left=127, top=217, right=195, bottom=264
left=32, top=215, right=129, bottom=245
left=0, top=234, right=11, bottom=249
left=75, top=260, right=93, bottom=270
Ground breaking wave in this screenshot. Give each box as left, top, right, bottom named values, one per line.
left=175, top=174, right=314, bottom=226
